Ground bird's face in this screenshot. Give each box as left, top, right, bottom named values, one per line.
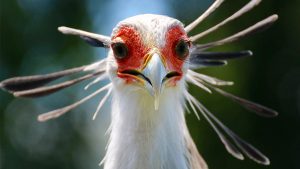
left=0, top=4, right=279, bottom=167
left=108, top=15, right=190, bottom=100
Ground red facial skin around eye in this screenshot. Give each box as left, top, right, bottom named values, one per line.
left=161, top=26, right=190, bottom=85
left=112, top=26, right=149, bottom=83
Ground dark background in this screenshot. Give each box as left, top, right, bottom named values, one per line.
left=0, top=0, right=299, bottom=169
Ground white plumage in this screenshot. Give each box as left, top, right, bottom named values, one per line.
left=102, top=15, right=195, bottom=169
left=0, top=1, right=279, bottom=169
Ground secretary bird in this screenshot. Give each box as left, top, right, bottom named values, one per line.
left=0, top=0, right=278, bottom=169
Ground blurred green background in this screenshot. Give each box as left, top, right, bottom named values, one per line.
left=0, top=0, right=299, bottom=169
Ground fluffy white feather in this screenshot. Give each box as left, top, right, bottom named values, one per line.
left=103, top=15, right=193, bottom=169
left=103, top=79, right=189, bottom=169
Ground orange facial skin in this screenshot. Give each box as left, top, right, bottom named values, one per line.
left=161, top=26, right=191, bottom=86
left=161, top=26, right=190, bottom=74
left=111, top=25, right=190, bottom=85
left=112, top=26, right=150, bottom=84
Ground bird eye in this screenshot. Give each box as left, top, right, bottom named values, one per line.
left=175, top=39, right=189, bottom=59
left=112, top=42, right=128, bottom=59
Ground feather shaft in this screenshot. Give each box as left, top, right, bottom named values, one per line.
left=185, top=0, right=225, bottom=33
left=92, top=87, right=112, bottom=120
left=58, top=26, right=111, bottom=47
left=13, top=71, right=104, bottom=98
left=194, top=15, right=278, bottom=49
left=185, top=92, right=245, bottom=160
left=212, top=87, right=278, bottom=117
left=190, top=0, right=262, bottom=41
left=0, top=66, right=87, bottom=92
left=190, top=50, right=252, bottom=60
left=38, top=83, right=111, bottom=122
left=197, top=101, right=270, bottom=165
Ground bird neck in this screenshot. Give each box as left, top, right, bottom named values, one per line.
left=103, top=84, right=189, bottom=169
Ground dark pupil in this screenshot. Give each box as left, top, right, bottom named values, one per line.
left=113, top=43, right=128, bottom=59
left=176, top=40, right=188, bottom=59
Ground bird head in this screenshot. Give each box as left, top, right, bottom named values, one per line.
left=107, top=15, right=190, bottom=108
left=0, top=1, right=279, bottom=166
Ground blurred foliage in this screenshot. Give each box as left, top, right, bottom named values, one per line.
left=0, top=0, right=299, bottom=169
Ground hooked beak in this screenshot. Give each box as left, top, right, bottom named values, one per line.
left=142, top=53, right=167, bottom=109
left=120, top=52, right=181, bottom=109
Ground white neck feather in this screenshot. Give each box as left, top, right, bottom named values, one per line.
left=103, top=83, right=189, bottom=169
